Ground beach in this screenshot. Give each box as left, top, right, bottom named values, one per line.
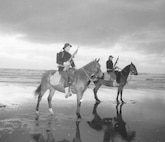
left=0, top=69, right=165, bottom=142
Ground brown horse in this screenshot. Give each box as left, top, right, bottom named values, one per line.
left=93, top=62, right=138, bottom=103
left=34, top=59, right=103, bottom=119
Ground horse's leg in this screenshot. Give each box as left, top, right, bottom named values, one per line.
left=120, top=87, right=124, bottom=103
left=116, top=91, right=120, bottom=104
left=116, top=87, right=121, bottom=104
left=48, top=87, right=55, bottom=115
left=116, top=86, right=124, bottom=103
left=36, top=95, right=42, bottom=115
left=36, top=84, right=48, bottom=115
left=76, top=92, right=83, bottom=119
left=93, top=80, right=102, bottom=102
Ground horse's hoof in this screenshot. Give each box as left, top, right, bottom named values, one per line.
left=96, top=99, right=101, bottom=103
left=77, top=117, right=81, bottom=122
left=35, top=114, right=39, bottom=121
left=77, top=113, right=81, bottom=119
left=36, top=111, right=39, bottom=115
left=116, top=100, right=120, bottom=104
left=80, top=99, right=83, bottom=103
left=49, top=108, right=54, bottom=115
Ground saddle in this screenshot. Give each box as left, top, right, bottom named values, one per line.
left=50, top=69, right=75, bottom=87
left=104, top=72, right=116, bottom=81
left=104, top=71, right=121, bottom=83
left=50, top=71, right=64, bottom=86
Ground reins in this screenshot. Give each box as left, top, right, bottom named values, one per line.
left=82, top=67, right=95, bottom=83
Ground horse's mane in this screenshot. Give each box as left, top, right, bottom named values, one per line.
left=121, top=64, right=130, bottom=72
left=79, top=59, right=97, bottom=70
left=120, top=64, right=131, bottom=76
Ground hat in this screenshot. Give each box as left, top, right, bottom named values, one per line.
left=109, top=55, right=113, bottom=58
left=63, top=43, right=72, bottom=49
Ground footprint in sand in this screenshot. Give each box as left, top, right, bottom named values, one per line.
left=130, top=100, right=136, bottom=104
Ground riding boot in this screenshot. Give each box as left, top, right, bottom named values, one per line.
left=65, top=87, right=72, bottom=98
left=113, top=80, right=119, bottom=87
left=65, top=87, right=69, bottom=98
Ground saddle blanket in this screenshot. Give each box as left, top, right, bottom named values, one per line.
left=50, top=71, right=62, bottom=86
left=104, top=72, right=116, bottom=81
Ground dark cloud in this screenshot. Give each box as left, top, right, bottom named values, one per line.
left=0, top=0, right=165, bottom=52
left=118, top=28, right=165, bottom=55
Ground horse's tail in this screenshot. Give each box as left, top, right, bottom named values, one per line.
left=34, top=84, right=41, bottom=97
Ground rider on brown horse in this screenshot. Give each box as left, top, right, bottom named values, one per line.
left=106, top=55, right=120, bottom=86
left=56, top=43, right=76, bottom=98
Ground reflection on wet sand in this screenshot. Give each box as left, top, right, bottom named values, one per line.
left=87, top=102, right=136, bottom=142
left=31, top=116, right=82, bottom=142
left=31, top=102, right=136, bottom=142
left=31, top=116, right=55, bottom=142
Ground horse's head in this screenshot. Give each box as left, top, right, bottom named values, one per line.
left=91, top=58, right=103, bottom=79
left=130, top=62, right=138, bottom=75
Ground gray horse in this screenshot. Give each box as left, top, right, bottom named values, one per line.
left=34, top=59, right=103, bottom=119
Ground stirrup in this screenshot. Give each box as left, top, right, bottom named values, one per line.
left=65, top=92, right=72, bottom=98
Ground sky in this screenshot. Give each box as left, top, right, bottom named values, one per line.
left=0, top=0, right=165, bottom=74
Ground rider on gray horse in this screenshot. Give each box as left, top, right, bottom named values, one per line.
left=56, top=43, right=76, bottom=98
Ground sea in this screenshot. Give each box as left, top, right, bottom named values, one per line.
left=0, top=68, right=164, bottom=91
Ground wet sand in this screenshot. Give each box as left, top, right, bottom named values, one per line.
left=0, top=83, right=165, bottom=142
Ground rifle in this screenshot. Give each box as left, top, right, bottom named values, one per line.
left=64, top=47, right=79, bottom=71
left=113, top=56, right=119, bottom=68
left=68, top=47, right=79, bottom=62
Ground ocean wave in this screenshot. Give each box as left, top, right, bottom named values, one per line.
left=0, top=68, right=164, bottom=90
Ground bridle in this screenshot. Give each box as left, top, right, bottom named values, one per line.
left=81, top=62, right=101, bottom=83
left=129, top=64, right=137, bottom=75
left=82, top=67, right=94, bottom=82
left=128, top=64, right=138, bottom=82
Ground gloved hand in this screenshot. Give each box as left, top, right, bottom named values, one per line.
left=64, top=61, right=70, bottom=66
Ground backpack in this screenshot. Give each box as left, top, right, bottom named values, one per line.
left=56, top=51, right=63, bottom=64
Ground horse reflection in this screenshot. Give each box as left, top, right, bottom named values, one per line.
left=114, top=103, right=136, bottom=142
left=87, top=102, right=136, bottom=142
left=31, top=116, right=82, bottom=142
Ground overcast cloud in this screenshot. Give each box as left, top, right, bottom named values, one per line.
left=0, top=0, right=165, bottom=73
